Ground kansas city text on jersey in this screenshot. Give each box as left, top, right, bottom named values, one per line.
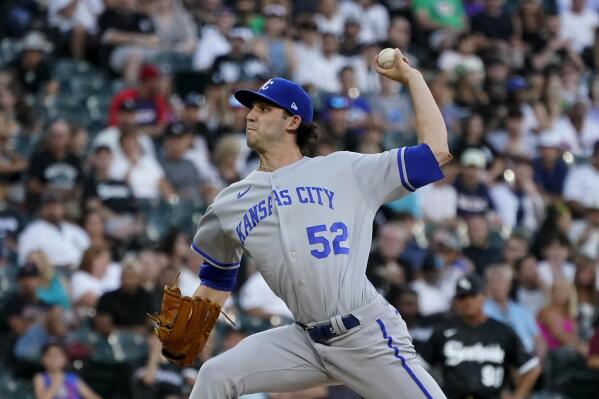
left=235, top=186, right=336, bottom=244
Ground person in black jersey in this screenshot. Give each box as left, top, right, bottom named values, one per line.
left=421, top=274, right=541, bottom=399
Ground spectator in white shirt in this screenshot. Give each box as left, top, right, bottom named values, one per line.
left=560, top=0, right=599, bottom=53
left=590, top=76, right=599, bottom=125
left=312, top=32, right=348, bottom=94
left=293, top=18, right=322, bottom=88
left=537, top=232, right=576, bottom=287
left=411, top=253, right=454, bottom=316
left=47, top=0, right=104, bottom=59
left=563, top=140, right=599, bottom=216
left=556, top=0, right=599, bottom=13
left=568, top=194, right=599, bottom=259
left=350, top=42, right=382, bottom=95
left=438, top=33, right=484, bottom=82
left=109, top=130, right=174, bottom=201
left=93, top=99, right=156, bottom=163
left=70, top=245, right=121, bottom=313
left=515, top=255, right=547, bottom=316
left=239, top=270, right=294, bottom=321
left=418, top=163, right=459, bottom=225
left=314, top=0, right=346, bottom=36
left=546, top=98, right=599, bottom=158
left=192, top=8, right=235, bottom=71
left=353, top=0, right=390, bottom=43
left=18, top=191, right=89, bottom=269
left=487, top=107, right=537, bottom=160
left=148, top=0, right=197, bottom=54
left=490, top=159, right=545, bottom=232
left=252, top=4, right=296, bottom=79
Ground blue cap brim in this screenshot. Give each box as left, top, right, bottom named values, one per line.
left=234, top=90, right=291, bottom=114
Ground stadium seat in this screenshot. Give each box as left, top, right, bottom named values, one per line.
left=151, top=52, right=193, bottom=74
left=0, top=38, right=19, bottom=67
left=0, top=366, right=34, bottom=399
left=544, top=348, right=599, bottom=398
left=80, top=359, right=133, bottom=399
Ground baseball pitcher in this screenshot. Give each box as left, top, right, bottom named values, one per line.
left=152, top=49, right=452, bottom=398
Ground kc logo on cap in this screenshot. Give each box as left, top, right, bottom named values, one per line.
left=234, top=77, right=314, bottom=123
left=260, top=79, right=275, bottom=91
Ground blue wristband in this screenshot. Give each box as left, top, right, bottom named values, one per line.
left=199, top=262, right=239, bottom=292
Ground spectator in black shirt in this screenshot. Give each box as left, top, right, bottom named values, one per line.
left=471, top=0, right=516, bottom=43
left=27, top=120, right=83, bottom=212
left=83, top=144, right=142, bottom=243
left=0, top=263, right=49, bottom=342
left=0, top=179, right=24, bottom=254
left=453, top=113, right=496, bottom=163
left=533, top=134, right=569, bottom=200
left=339, top=17, right=362, bottom=57
left=97, top=0, right=160, bottom=83
left=211, top=27, right=270, bottom=85
left=528, top=13, right=584, bottom=73
left=180, top=92, right=214, bottom=150
left=384, top=16, right=424, bottom=68
left=421, top=274, right=541, bottom=399
left=320, top=95, right=355, bottom=151
left=388, top=287, right=446, bottom=355
left=463, top=215, right=504, bottom=275
left=9, top=31, right=56, bottom=96
left=0, top=119, right=26, bottom=184
left=83, top=145, right=137, bottom=215
left=95, top=257, right=154, bottom=334
left=367, top=222, right=413, bottom=295
left=516, top=0, right=546, bottom=50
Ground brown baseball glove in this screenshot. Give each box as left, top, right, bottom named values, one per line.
left=148, top=278, right=221, bottom=367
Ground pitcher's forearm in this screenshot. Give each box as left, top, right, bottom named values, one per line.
left=406, top=72, right=452, bottom=165
left=193, top=285, right=230, bottom=307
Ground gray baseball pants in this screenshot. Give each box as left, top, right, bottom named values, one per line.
left=190, top=296, right=446, bottom=399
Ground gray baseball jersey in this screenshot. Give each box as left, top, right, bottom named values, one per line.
left=190, top=144, right=447, bottom=399
left=192, top=145, right=443, bottom=324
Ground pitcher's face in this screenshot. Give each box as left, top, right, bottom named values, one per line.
left=245, top=101, right=288, bottom=151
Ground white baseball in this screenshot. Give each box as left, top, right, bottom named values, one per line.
left=377, top=48, right=395, bottom=69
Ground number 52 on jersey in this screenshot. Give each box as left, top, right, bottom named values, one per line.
left=306, top=221, right=349, bottom=259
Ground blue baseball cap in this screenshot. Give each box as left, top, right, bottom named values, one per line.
left=326, top=95, right=350, bottom=110
left=506, top=76, right=527, bottom=92
left=234, top=78, right=313, bottom=123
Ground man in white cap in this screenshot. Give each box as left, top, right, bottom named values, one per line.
left=9, top=31, right=56, bottom=94
left=453, top=148, right=496, bottom=218
left=564, top=140, right=599, bottom=217
left=532, top=133, right=569, bottom=200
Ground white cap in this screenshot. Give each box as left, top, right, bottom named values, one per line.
left=19, top=31, right=53, bottom=53
left=537, top=133, right=563, bottom=149
left=460, top=148, right=486, bottom=168
left=48, top=0, right=76, bottom=14
left=229, top=27, right=253, bottom=42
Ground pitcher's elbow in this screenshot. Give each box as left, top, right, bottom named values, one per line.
left=434, top=148, right=452, bottom=166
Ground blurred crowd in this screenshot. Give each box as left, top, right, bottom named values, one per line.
left=0, top=0, right=599, bottom=398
